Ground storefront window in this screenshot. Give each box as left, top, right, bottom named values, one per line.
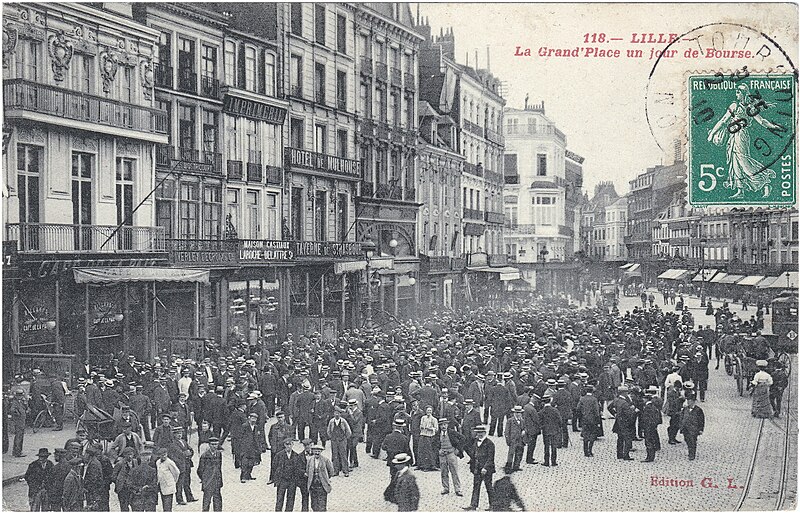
left=228, top=277, right=279, bottom=350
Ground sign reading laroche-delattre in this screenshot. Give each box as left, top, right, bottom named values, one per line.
left=285, top=148, right=362, bottom=179
left=237, top=240, right=362, bottom=263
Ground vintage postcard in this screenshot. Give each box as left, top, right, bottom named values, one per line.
left=1, top=2, right=797, bottom=512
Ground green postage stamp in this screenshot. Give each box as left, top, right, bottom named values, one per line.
left=688, top=73, right=796, bottom=206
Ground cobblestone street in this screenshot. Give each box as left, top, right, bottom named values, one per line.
left=3, top=293, right=794, bottom=511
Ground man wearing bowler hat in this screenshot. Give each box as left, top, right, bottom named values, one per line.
left=504, top=406, right=525, bottom=473
left=463, top=425, right=495, bottom=511
left=197, top=436, right=223, bottom=511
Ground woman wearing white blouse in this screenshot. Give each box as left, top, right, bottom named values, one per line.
left=416, top=405, right=439, bottom=471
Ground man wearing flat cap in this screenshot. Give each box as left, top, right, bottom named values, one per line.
left=197, top=436, right=223, bottom=511
left=62, top=456, right=85, bottom=511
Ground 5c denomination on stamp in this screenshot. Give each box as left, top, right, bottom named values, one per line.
left=688, top=73, right=795, bottom=206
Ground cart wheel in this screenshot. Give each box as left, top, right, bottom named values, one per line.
left=779, top=352, right=791, bottom=376
left=725, top=355, right=734, bottom=376
left=736, top=357, right=745, bottom=396
left=32, top=410, right=46, bottom=434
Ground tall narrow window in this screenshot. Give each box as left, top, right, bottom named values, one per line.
left=116, top=158, right=135, bottom=249
left=178, top=104, right=195, bottom=154
left=290, top=54, right=302, bottom=97
left=179, top=182, right=199, bottom=239
left=377, top=87, right=386, bottom=122
left=224, top=41, right=236, bottom=86
left=537, top=153, right=547, bottom=176
left=314, top=62, right=326, bottom=104
left=291, top=3, right=303, bottom=36
left=159, top=31, right=172, bottom=68
left=156, top=179, right=175, bottom=239
left=201, top=44, right=217, bottom=95
left=178, top=37, right=196, bottom=92
left=290, top=118, right=304, bottom=148
left=246, top=190, right=260, bottom=239
left=244, top=47, right=257, bottom=91
left=71, top=152, right=93, bottom=250
left=265, top=193, right=278, bottom=239
left=336, top=14, right=347, bottom=53
left=291, top=187, right=303, bottom=240
left=17, top=144, right=41, bottom=250
left=226, top=189, right=240, bottom=236
left=246, top=120, right=259, bottom=163
left=315, top=4, right=326, bottom=45
left=71, top=53, right=93, bottom=94
left=360, top=81, right=371, bottom=118
left=314, top=190, right=327, bottom=241
left=315, top=124, right=327, bottom=153
left=264, top=52, right=276, bottom=96
left=336, top=70, right=347, bottom=110
left=336, top=129, right=348, bottom=158
left=202, top=109, right=218, bottom=158
left=226, top=116, right=239, bottom=161
left=337, top=192, right=348, bottom=241
left=117, top=67, right=133, bottom=125
left=203, top=185, right=222, bottom=239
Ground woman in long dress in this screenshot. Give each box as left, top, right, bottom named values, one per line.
left=751, top=360, right=774, bottom=418
left=707, top=84, right=783, bottom=199
left=416, top=405, right=438, bottom=471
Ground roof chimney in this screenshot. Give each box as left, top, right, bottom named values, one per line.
left=474, top=50, right=478, bottom=69
left=486, top=46, right=490, bottom=71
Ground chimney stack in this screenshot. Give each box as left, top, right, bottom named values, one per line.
left=475, top=50, right=478, bottom=69
left=486, top=46, right=490, bottom=71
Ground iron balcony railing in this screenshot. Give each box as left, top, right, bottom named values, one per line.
left=200, top=75, right=220, bottom=99
left=227, top=160, right=244, bottom=180
left=485, top=127, right=504, bottom=146
left=464, top=208, right=484, bottom=220
left=265, top=165, right=283, bottom=186
left=463, top=119, right=483, bottom=137
left=156, top=145, right=223, bottom=174
left=7, top=223, right=166, bottom=253
left=177, top=69, right=197, bottom=94
left=4, top=78, right=168, bottom=135
left=485, top=211, right=505, bottom=224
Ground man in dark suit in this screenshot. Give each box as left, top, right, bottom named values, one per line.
left=641, top=386, right=663, bottom=462
left=503, top=406, right=525, bottom=473
left=237, top=412, right=264, bottom=482
left=381, top=420, right=411, bottom=483
left=522, top=396, right=541, bottom=464
left=608, top=386, right=636, bottom=461
left=460, top=400, right=482, bottom=446
left=295, top=384, right=316, bottom=441
left=539, top=396, right=562, bottom=467
left=390, top=453, right=419, bottom=512
left=679, top=392, right=705, bottom=460
left=462, top=425, right=495, bottom=511
left=272, top=438, right=304, bottom=511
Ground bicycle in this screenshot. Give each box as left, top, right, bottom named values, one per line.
left=32, top=396, right=60, bottom=433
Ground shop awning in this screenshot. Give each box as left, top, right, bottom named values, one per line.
left=766, top=271, right=798, bottom=289
left=692, top=269, right=718, bottom=282
left=756, top=276, right=779, bottom=289
left=624, top=263, right=641, bottom=273
left=73, top=267, right=210, bottom=284
left=333, top=257, right=393, bottom=274
left=736, top=275, right=765, bottom=287
left=467, top=266, right=522, bottom=281
left=719, top=274, right=745, bottom=284
left=619, top=263, right=635, bottom=270
left=658, top=268, right=689, bottom=280
left=709, top=272, right=728, bottom=283
left=508, top=278, right=531, bottom=289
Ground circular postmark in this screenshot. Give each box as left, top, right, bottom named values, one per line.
left=645, top=23, right=797, bottom=206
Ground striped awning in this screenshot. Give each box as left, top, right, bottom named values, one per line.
left=658, top=268, right=689, bottom=280
left=692, top=269, right=718, bottom=282
left=766, top=271, right=798, bottom=289
left=709, top=272, right=728, bottom=283
left=619, top=263, right=635, bottom=270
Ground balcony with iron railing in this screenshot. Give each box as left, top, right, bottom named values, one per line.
left=314, top=86, right=326, bottom=105
left=390, top=67, right=402, bottom=87
left=375, top=62, right=388, bottom=82
left=289, top=84, right=303, bottom=98
left=154, top=63, right=173, bottom=89
left=4, top=79, right=168, bottom=137
left=404, top=72, right=416, bottom=91
left=464, top=208, right=484, bottom=220
left=360, top=57, right=373, bottom=76
left=485, top=211, right=505, bottom=224
left=265, top=165, right=282, bottom=186
left=6, top=223, right=166, bottom=253
left=504, top=174, right=520, bottom=185
left=463, top=162, right=484, bottom=177
left=463, top=119, right=483, bottom=137
left=484, top=170, right=503, bottom=184
left=177, top=68, right=197, bottom=94
left=156, top=145, right=223, bottom=174
left=376, top=122, right=389, bottom=140
left=506, top=224, right=537, bottom=234
left=247, top=150, right=262, bottom=182
left=375, top=182, right=402, bottom=200
left=485, top=127, right=504, bottom=146
left=227, top=160, right=244, bottom=180
left=200, top=74, right=220, bottom=99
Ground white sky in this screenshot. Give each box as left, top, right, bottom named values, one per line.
left=417, top=2, right=798, bottom=197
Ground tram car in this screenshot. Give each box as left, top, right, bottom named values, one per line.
left=770, top=290, right=798, bottom=355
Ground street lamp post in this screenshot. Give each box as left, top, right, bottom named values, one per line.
left=700, top=237, right=708, bottom=307
left=362, top=240, right=377, bottom=330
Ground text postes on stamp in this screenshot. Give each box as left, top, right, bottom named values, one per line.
left=688, top=73, right=795, bottom=206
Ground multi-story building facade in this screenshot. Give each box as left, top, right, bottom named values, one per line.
left=502, top=103, right=582, bottom=293
left=564, top=150, right=584, bottom=255
left=354, top=3, right=421, bottom=319
left=417, top=100, right=465, bottom=310
left=3, top=2, right=169, bottom=367
left=728, top=208, right=799, bottom=273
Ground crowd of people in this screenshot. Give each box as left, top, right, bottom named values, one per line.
left=4, top=290, right=791, bottom=512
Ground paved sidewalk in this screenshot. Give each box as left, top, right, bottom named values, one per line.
left=2, top=421, right=80, bottom=485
